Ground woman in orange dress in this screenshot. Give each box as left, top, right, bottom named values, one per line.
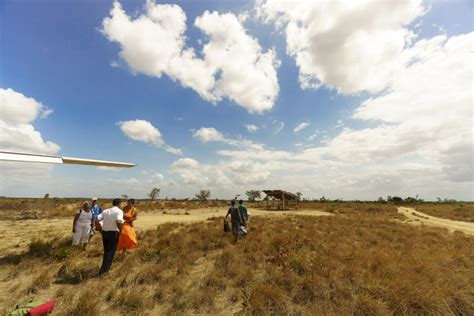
left=117, top=198, right=138, bottom=253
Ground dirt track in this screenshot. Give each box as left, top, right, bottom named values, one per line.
left=398, top=207, right=474, bottom=236
left=0, top=208, right=331, bottom=256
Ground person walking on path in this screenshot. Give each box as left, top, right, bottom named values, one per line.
left=117, top=199, right=138, bottom=254
left=72, top=201, right=93, bottom=250
left=225, top=200, right=243, bottom=243
left=238, top=200, right=249, bottom=228
left=96, top=198, right=124, bottom=275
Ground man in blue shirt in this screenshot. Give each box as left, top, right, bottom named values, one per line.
left=90, top=197, right=103, bottom=221
left=89, top=197, right=103, bottom=240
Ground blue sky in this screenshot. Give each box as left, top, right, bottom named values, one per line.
left=1, top=0, right=472, bottom=200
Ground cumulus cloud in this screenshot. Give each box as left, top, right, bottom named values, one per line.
left=192, top=127, right=262, bottom=150
left=176, top=31, right=473, bottom=199
left=170, top=157, right=270, bottom=188
left=102, top=1, right=280, bottom=113
left=293, top=121, right=310, bottom=133
left=0, top=88, right=60, bottom=154
left=257, top=0, right=425, bottom=93
left=192, top=127, right=224, bottom=143
left=321, top=34, right=474, bottom=182
left=118, top=119, right=182, bottom=155
left=0, top=88, right=60, bottom=196
left=246, top=124, right=258, bottom=133
left=164, top=145, right=183, bottom=156
left=118, top=119, right=164, bottom=146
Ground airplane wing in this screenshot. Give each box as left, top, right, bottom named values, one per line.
left=0, top=151, right=136, bottom=168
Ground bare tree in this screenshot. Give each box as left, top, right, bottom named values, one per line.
left=195, top=189, right=210, bottom=202
left=148, top=187, right=160, bottom=200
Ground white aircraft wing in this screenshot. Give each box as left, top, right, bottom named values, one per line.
left=0, top=151, right=136, bottom=168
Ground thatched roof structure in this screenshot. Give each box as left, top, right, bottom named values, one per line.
left=263, top=190, right=297, bottom=200
left=262, top=190, right=298, bottom=210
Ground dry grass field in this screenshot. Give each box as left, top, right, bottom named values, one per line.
left=0, top=200, right=473, bottom=315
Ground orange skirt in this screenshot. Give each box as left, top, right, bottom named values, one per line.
left=117, top=224, right=137, bottom=250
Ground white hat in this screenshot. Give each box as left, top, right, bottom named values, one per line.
left=92, top=197, right=98, bottom=201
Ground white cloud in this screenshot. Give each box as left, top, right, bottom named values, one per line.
left=192, top=127, right=262, bottom=150
left=293, top=121, right=310, bottom=133
left=150, top=173, right=164, bottom=184
left=257, top=0, right=425, bottom=94
left=170, top=157, right=270, bottom=188
left=0, top=88, right=60, bottom=197
left=201, top=32, right=473, bottom=198
left=39, top=108, right=53, bottom=119
left=246, top=124, right=258, bottom=133
left=118, top=119, right=182, bottom=155
left=192, top=127, right=224, bottom=143
left=164, top=145, right=183, bottom=156
left=0, top=88, right=60, bottom=154
left=102, top=1, right=280, bottom=113
left=170, top=157, right=231, bottom=186
left=175, top=32, right=473, bottom=199
left=272, top=120, right=284, bottom=134
left=118, top=119, right=164, bottom=147
left=308, top=130, right=320, bottom=141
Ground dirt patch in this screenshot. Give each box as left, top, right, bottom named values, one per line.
left=398, top=207, right=474, bottom=236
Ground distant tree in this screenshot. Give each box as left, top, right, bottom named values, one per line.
left=245, top=190, right=261, bottom=201
left=121, top=194, right=129, bottom=199
left=387, top=196, right=392, bottom=202
left=296, top=192, right=303, bottom=201
left=405, top=197, right=417, bottom=203
left=377, top=197, right=385, bottom=203
left=392, top=196, right=402, bottom=203
left=43, top=193, right=50, bottom=199
left=148, top=187, right=160, bottom=200
left=195, top=189, right=211, bottom=202
left=319, top=196, right=327, bottom=203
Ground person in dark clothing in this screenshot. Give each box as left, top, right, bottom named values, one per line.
left=225, top=200, right=242, bottom=242
left=96, top=198, right=124, bottom=275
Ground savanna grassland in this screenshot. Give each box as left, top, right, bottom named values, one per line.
left=0, top=200, right=473, bottom=315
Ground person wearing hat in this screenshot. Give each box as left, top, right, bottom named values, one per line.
left=90, top=197, right=103, bottom=222
left=96, top=198, right=124, bottom=275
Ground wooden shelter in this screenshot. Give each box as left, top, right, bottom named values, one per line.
left=263, top=190, right=298, bottom=210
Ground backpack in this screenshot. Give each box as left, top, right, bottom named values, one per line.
left=223, top=219, right=230, bottom=232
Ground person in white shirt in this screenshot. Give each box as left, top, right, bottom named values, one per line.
left=96, top=198, right=124, bottom=275
left=72, top=202, right=93, bottom=250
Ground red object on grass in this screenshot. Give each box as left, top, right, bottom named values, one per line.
left=26, top=300, right=55, bottom=316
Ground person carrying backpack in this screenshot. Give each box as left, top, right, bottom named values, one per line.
left=225, top=200, right=243, bottom=243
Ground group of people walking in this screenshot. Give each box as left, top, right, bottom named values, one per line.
left=225, top=199, right=249, bottom=243
left=71, top=197, right=250, bottom=274
left=71, top=197, right=138, bottom=274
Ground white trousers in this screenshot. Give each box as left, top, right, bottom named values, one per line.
left=72, top=224, right=91, bottom=245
